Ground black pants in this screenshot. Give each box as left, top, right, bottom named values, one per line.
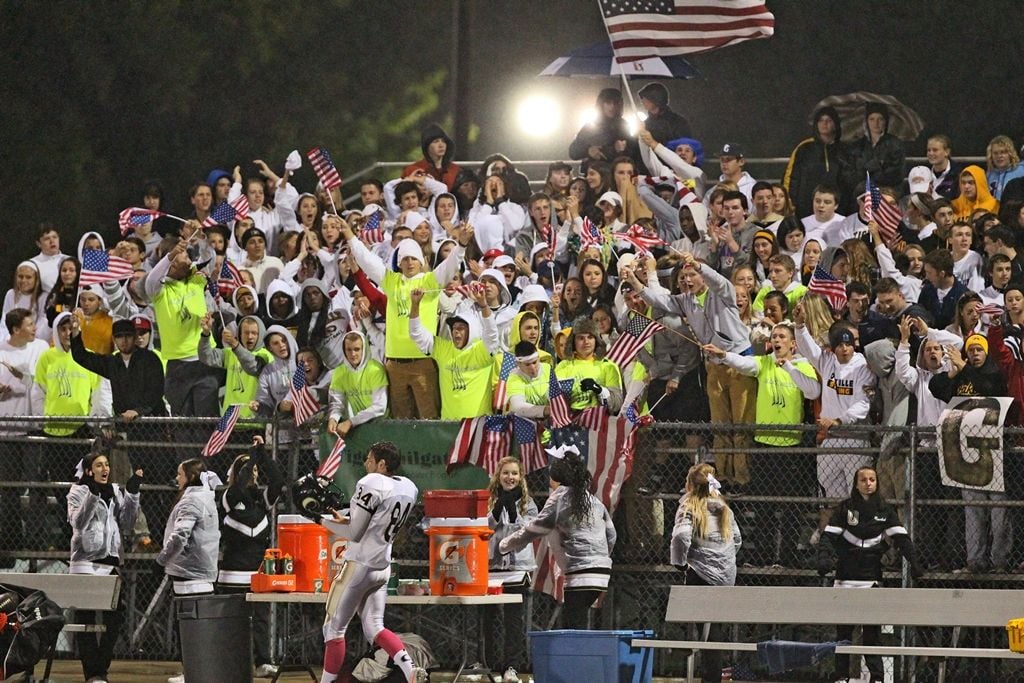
left=482, top=579, right=530, bottom=670
left=836, top=621, right=882, bottom=681
left=685, top=567, right=725, bottom=683
left=219, top=583, right=272, bottom=666
left=164, top=359, right=221, bottom=420
left=78, top=572, right=125, bottom=679
left=562, top=587, right=604, bottom=630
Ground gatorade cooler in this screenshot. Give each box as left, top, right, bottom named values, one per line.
left=277, top=514, right=330, bottom=593
left=328, top=523, right=348, bottom=579
left=425, top=517, right=493, bottom=596
left=423, top=490, right=490, bottom=518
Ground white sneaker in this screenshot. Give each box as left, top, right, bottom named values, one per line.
left=168, top=675, right=185, bottom=683
left=255, top=663, right=280, bottom=677
left=502, top=667, right=522, bottom=683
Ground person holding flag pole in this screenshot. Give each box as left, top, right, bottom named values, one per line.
left=622, top=250, right=757, bottom=492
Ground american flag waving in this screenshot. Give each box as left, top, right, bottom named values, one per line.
left=808, top=264, right=848, bottom=313
left=210, top=259, right=244, bottom=299
left=547, top=368, right=574, bottom=429
left=307, top=147, right=342, bottom=191
left=317, top=437, right=346, bottom=479
left=203, top=195, right=250, bottom=227
left=579, top=217, right=604, bottom=249
left=621, top=224, right=666, bottom=253
left=605, top=313, right=665, bottom=371
left=118, top=207, right=166, bottom=236
left=201, top=405, right=241, bottom=457
left=600, top=0, right=775, bottom=62
left=79, top=249, right=134, bottom=286
left=288, top=363, right=321, bottom=427
left=492, top=352, right=517, bottom=411
left=360, top=211, right=385, bottom=245
left=865, top=173, right=901, bottom=246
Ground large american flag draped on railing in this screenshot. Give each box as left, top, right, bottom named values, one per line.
left=534, top=409, right=642, bottom=601
left=79, top=249, right=135, bottom=286
left=511, top=415, right=547, bottom=474
left=808, top=264, right=848, bottom=313
left=307, top=147, right=343, bottom=191
left=446, top=414, right=514, bottom=475
left=201, top=405, right=241, bottom=457
left=600, top=0, right=775, bottom=61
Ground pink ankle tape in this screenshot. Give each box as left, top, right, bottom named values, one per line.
left=324, top=637, right=346, bottom=674
left=373, top=629, right=405, bottom=657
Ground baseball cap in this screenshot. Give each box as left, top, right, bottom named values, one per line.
left=112, top=319, right=136, bottom=337
left=492, top=255, right=516, bottom=270
left=132, top=317, right=152, bottom=333
left=548, top=161, right=573, bottom=174
left=482, top=248, right=505, bottom=262
left=908, top=166, right=934, bottom=194
left=719, top=143, right=745, bottom=158
left=597, top=191, right=623, bottom=207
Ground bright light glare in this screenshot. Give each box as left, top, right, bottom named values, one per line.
left=577, top=107, right=597, bottom=128
left=626, top=112, right=643, bottom=136
left=517, top=96, right=561, bottom=137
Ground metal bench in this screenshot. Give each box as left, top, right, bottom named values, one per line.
left=634, top=585, right=1024, bottom=682
left=1, top=572, right=121, bottom=682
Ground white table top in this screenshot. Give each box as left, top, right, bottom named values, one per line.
left=247, top=592, right=522, bottom=605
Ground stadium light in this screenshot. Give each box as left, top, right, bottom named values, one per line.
left=517, top=95, right=561, bottom=138
left=577, top=107, right=597, bottom=128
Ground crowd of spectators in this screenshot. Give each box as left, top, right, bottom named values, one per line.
left=2, top=84, right=1024, bottom=574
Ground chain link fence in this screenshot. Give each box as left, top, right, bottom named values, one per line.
left=0, top=415, right=1021, bottom=680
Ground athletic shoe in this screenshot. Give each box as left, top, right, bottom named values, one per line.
left=168, top=676, right=185, bottom=683
left=255, top=663, right=279, bottom=677
left=502, top=667, right=522, bottom=683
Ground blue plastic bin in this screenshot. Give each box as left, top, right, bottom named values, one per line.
left=528, top=629, right=655, bottom=683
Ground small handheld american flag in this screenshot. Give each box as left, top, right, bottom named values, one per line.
left=201, top=405, right=241, bottom=457
left=865, top=173, right=902, bottom=246
left=288, top=363, right=321, bottom=427
left=605, top=314, right=665, bottom=371
left=307, top=147, right=342, bottom=191
left=118, top=208, right=166, bottom=237
left=317, top=437, right=346, bottom=479
left=580, top=217, right=604, bottom=249
left=622, top=224, right=665, bottom=252
left=492, top=352, right=518, bottom=411
left=79, top=249, right=134, bottom=286
left=454, top=281, right=486, bottom=299
left=808, top=264, right=848, bottom=313
left=213, top=259, right=244, bottom=298
left=203, top=195, right=250, bottom=227
left=360, top=211, right=385, bottom=245
left=547, top=368, right=574, bottom=429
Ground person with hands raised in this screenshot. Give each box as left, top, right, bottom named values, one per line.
left=68, top=444, right=142, bottom=683
left=408, top=284, right=499, bottom=419
left=343, top=212, right=470, bottom=419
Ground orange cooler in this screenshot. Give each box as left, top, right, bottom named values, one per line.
left=425, top=517, right=493, bottom=596
left=423, top=490, right=490, bottom=518
left=277, top=514, right=330, bottom=593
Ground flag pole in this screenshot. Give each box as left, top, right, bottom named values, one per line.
left=596, top=0, right=641, bottom=117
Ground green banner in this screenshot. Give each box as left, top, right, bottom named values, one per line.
left=318, top=420, right=489, bottom=500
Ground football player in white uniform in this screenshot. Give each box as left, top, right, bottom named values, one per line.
left=320, top=441, right=421, bottom=683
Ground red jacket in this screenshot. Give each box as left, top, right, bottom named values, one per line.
left=986, top=324, right=1023, bottom=424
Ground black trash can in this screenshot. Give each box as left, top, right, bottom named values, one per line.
left=175, top=594, right=252, bottom=683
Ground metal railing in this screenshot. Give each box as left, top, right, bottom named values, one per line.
left=0, top=415, right=1018, bottom=679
